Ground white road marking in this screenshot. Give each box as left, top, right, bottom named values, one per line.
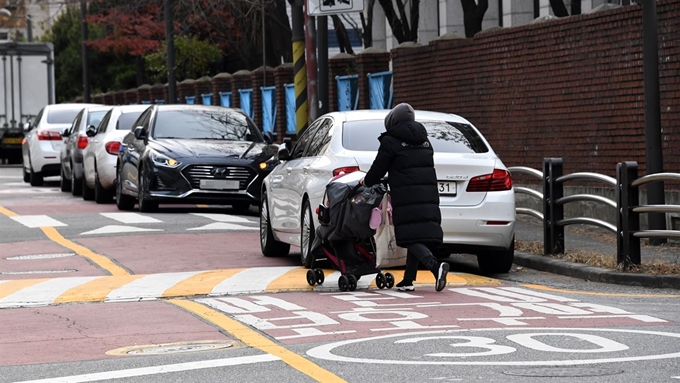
left=210, top=267, right=298, bottom=295
left=100, top=212, right=162, bottom=224
left=0, top=277, right=101, bottom=308
left=80, top=225, right=163, bottom=235
left=13, top=354, right=280, bottom=383
left=10, top=215, right=67, bottom=228
left=192, top=213, right=253, bottom=223
left=187, top=222, right=258, bottom=231
left=0, top=187, right=61, bottom=193
left=0, top=176, right=23, bottom=179
left=106, top=271, right=204, bottom=302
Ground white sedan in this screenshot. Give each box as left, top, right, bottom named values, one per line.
left=259, top=110, right=516, bottom=274
left=82, top=104, right=150, bottom=203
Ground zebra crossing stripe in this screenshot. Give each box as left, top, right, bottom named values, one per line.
left=0, top=278, right=50, bottom=300
left=210, top=267, right=300, bottom=296
left=0, top=277, right=101, bottom=308
left=54, top=275, right=145, bottom=304
left=105, top=271, right=205, bottom=302
left=162, top=269, right=245, bottom=298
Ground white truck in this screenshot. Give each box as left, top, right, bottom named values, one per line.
left=0, top=42, right=55, bottom=164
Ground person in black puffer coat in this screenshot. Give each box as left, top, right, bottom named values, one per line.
left=361, top=103, right=449, bottom=292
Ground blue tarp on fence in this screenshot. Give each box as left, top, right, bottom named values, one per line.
left=201, top=93, right=213, bottom=105
left=367, top=71, right=393, bottom=109
left=261, top=86, right=276, bottom=134
left=284, top=84, right=296, bottom=134
left=155, top=99, right=165, bottom=105
left=219, top=92, right=232, bottom=107
left=185, top=96, right=196, bottom=105
left=239, top=89, right=254, bottom=119
left=336, top=74, right=359, bottom=111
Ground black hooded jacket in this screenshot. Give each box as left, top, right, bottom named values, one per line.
left=364, top=117, right=443, bottom=247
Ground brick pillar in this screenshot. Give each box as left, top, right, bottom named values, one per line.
left=178, top=79, right=196, bottom=104
left=212, top=72, right=232, bottom=106
left=93, top=93, right=104, bottom=104
left=251, top=66, right=275, bottom=129
left=356, top=47, right=391, bottom=110
left=124, top=88, right=138, bottom=105
left=231, top=70, right=252, bottom=110
left=113, top=90, right=125, bottom=105
left=150, top=83, right=165, bottom=104
left=103, top=92, right=114, bottom=105
left=274, top=63, right=294, bottom=141
left=137, top=84, right=152, bottom=104
left=328, top=53, right=356, bottom=112
left=194, top=76, right=212, bottom=105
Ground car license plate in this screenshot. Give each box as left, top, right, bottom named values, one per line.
left=438, top=181, right=457, bottom=195
left=200, top=179, right=239, bottom=190
left=1, top=137, right=22, bottom=145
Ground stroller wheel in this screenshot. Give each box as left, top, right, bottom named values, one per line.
left=314, top=268, right=325, bottom=285
left=306, top=270, right=317, bottom=286
left=338, top=275, right=349, bottom=292
left=375, top=273, right=386, bottom=289
left=384, top=272, right=395, bottom=289
left=347, top=274, right=358, bottom=291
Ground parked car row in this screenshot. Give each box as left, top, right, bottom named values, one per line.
left=21, top=103, right=280, bottom=212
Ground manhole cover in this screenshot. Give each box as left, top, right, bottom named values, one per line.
left=6, top=253, right=75, bottom=260
left=503, top=367, right=624, bottom=377
left=0, top=269, right=77, bottom=275
left=107, top=341, right=233, bottom=356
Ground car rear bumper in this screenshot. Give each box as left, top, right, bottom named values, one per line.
left=440, top=191, right=516, bottom=251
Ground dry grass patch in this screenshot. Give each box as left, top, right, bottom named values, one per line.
left=516, top=240, right=680, bottom=275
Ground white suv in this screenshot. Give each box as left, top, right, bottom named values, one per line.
left=22, top=103, right=100, bottom=186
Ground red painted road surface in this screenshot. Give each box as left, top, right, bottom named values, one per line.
left=0, top=240, right=104, bottom=279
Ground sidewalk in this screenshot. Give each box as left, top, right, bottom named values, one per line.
left=512, top=216, right=680, bottom=289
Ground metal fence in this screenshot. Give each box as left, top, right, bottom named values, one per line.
left=509, top=158, right=680, bottom=268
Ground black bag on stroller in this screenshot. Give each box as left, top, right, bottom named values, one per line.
left=306, top=172, right=395, bottom=292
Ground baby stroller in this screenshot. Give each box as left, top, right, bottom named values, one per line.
left=307, top=171, right=395, bottom=292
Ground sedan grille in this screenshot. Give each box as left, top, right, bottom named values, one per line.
left=182, top=165, right=254, bottom=190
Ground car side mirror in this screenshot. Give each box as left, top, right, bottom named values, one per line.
left=86, top=125, right=96, bottom=137
left=263, top=131, right=273, bottom=145
left=277, top=147, right=291, bottom=161
left=283, top=137, right=292, bottom=151
left=133, top=126, right=146, bottom=140
left=62, top=129, right=70, bottom=137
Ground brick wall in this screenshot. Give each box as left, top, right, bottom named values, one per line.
left=391, top=1, right=680, bottom=178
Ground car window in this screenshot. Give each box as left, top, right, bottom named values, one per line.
left=304, top=118, right=333, bottom=157
left=342, top=120, right=490, bottom=154
left=97, top=111, right=112, bottom=134
left=117, top=110, right=145, bottom=131
left=47, top=108, right=82, bottom=124
left=131, top=109, right=151, bottom=132
left=86, top=110, right=108, bottom=132
left=31, top=108, right=44, bottom=130
left=150, top=109, right=263, bottom=141
left=290, top=119, right=322, bottom=159
left=68, top=111, right=83, bottom=135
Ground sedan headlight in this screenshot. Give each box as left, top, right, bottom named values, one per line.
left=258, top=155, right=279, bottom=171
left=150, top=151, right=181, bottom=168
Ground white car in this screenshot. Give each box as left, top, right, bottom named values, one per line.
left=22, top=103, right=101, bottom=186
left=82, top=105, right=150, bottom=203
left=260, top=110, right=516, bottom=274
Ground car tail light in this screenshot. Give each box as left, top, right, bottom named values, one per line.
left=466, top=169, right=512, bottom=192
left=36, top=130, right=62, bottom=141
left=332, top=166, right=360, bottom=177
left=77, top=135, right=89, bottom=149
left=105, top=141, right=121, bottom=155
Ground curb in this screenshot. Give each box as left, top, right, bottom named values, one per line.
left=513, top=252, right=680, bottom=290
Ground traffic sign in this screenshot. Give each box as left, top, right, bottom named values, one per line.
left=307, top=0, right=365, bottom=16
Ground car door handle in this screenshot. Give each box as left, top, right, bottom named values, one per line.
left=286, top=167, right=292, bottom=174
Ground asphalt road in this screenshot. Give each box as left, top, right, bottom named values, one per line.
left=0, top=165, right=679, bottom=383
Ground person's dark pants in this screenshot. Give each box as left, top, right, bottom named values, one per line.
left=403, top=243, right=439, bottom=281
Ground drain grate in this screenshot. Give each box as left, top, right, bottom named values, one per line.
left=503, top=367, right=624, bottom=377
left=107, top=341, right=234, bottom=356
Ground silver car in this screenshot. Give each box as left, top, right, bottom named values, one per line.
left=260, top=110, right=516, bottom=274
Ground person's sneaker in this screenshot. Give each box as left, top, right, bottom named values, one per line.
left=435, top=263, right=450, bottom=292
left=395, top=280, right=415, bottom=291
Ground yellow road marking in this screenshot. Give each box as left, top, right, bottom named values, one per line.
left=196, top=204, right=209, bottom=208
left=0, top=205, right=18, bottom=217
left=170, top=299, right=346, bottom=383
left=162, top=269, right=245, bottom=298
left=0, top=278, right=50, bottom=300
left=265, top=268, right=315, bottom=291
left=523, top=283, right=680, bottom=298
left=54, top=275, right=145, bottom=303
left=40, top=226, right=129, bottom=276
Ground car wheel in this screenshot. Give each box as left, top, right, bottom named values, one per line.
left=29, top=165, right=43, bottom=187
left=71, top=163, right=82, bottom=196
left=231, top=202, right=251, bottom=214
left=116, top=167, right=135, bottom=211
left=260, top=191, right=290, bottom=257
left=477, top=236, right=515, bottom=274
left=94, top=170, right=113, bottom=204
left=23, top=165, right=30, bottom=183
left=137, top=168, right=158, bottom=213
left=300, top=198, right=315, bottom=269
left=82, top=176, right=95, bottom=201
left=60, top=165, right=72, bottom=192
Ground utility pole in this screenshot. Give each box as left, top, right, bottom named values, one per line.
left=164, top=0, right=177, bottom=104
left=642, top=0, right=666, bottom=244
left=304, top=4, right=317, bottom=122
left=291, top=0, right=307, bottom=133
left=80, top=0, right=90, bottom=102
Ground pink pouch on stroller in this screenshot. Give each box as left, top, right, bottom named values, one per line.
left=369, top=195, right=392, bottom=230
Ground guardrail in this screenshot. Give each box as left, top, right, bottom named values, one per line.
left=509, top=158, right=680, bottom=269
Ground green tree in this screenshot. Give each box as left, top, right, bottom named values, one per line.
left=144, top=35, right=221, bottom=83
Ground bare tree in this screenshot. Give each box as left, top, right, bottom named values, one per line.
left=461, top=0, right=488, bottom=37
left=331, top=15, right=355, bottom=54
left=549, top=0, right=581, bottom=17
left=359, top=0, right=376, bottom=47
left=376, top=0, right=419, bottom=43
